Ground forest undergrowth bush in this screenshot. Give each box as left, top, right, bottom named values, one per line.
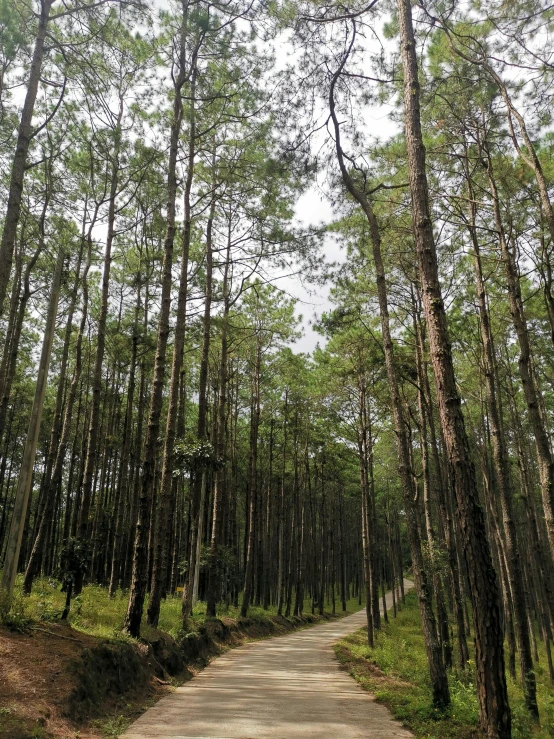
left=335, top=591, right=554, bottom=739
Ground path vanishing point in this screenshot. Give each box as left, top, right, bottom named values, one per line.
left=123, top=580, right=414, bottom=739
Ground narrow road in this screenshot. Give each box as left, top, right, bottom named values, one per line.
left=123, top=581, right=414, bottom=739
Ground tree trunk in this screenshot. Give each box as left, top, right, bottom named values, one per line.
left=206, top=232, right=232, bottom=617
left=0, top=237, right=44, bottom=444
left=466, top=163, right=537, bottom=717
left=328, top=37, right=449, bottom=708
left=484, top=142, right=554, bottom=566
left=0, top=244, right=65, bottom=606
left=0, top=0, right=53, bottom=315
left=124, top=3, right=190, bottom=637
left=181, top=195, right=215, bottom=625
left=396, top=1, right=510, bottom=733
left=108, top=269, right=141, bottom=597
left=76, top=100, right=124, bottom=587
left=241, top=343, right=261, bottom=617
left=23, top=236, right=91, bottom=594
left=358, top=380, right=374, bottom=647
left=147, top=72, right=197, bottom=626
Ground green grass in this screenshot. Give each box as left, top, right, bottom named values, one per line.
left=335, top=591, right=554, bottom=739
left=5, top=575, right=363, bottom=641
left=91, top=714, right=131, bottom=738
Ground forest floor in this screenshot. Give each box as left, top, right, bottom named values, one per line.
left=335, top=590, right=554, bottom=739
left=0, top=619, right=138, bottom=739
left=0, top=578, right=363, bottom=739
left=121, top=579, right=415, bottom=739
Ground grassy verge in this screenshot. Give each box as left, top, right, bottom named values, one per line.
left=334, top=591, right=554, bottom=739
left=6, top=575, right=363, bottom=640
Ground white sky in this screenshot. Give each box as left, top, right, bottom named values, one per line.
left=287, top=188, right=337, bottom=353
left=271, top=21, right=397, bottom=354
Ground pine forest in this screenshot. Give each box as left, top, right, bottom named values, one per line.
left=1, top=2, right=554, bottom=739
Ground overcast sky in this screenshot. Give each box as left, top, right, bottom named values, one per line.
left=270, top=18, right=398, bottom=354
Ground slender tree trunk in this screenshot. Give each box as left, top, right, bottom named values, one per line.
left=263, top=417, right=275, bottom=611
left=0, top=245, right=65, bottom=606
left=413, top=297, right=452, bottom=669
left=77, top=103, right=124, bottom=586
left=396, top=2, right=510, bottom=733
left=206, top=233, right=232, bottom=617
left=329, top=42, right=449, bottom=708
left=0, top=241, right=23, bottom=411
left=241, top=343, right=261, bottom=617
left=484, top=142, right=554, bottom=565
left=0, top=237, right=44, bottom=445
left=181, top=196, right=214, bottom=625
left=147, top=76, right=198, bottom=626
left=0, top=0, right=53, bottom=315
left=277, top=391, right=288, bottom=615
left=124, top=3, right=191, bottom=637
left=360, top=434, right=374, bottom=647
left=365, top=383, right=381, bottom=630
left=466, top=165, right=537, bottom=717
left=23, top=238, right=91, bottom=594
left=358, top=380, right=374, bottom=647
left=109, top=272, right=141, bottom=596
left=482, top=62, right=554, bottom=250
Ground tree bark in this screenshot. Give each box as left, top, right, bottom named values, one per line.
left=241, top=342, right=261, bottom=617
left=465, top=161, right=537, bottom=717
left=396, top=1, right=510, bottom=733
left=181, top=196, right=215, bottom=625
left=147, top=86, right=197, bottom=625
left=484, top=141, right=554, bottom=565
left=206, top=232, right=232, bottom=617
left=76, top=99, right=124, bottom=585
left=23, top=234, right=91, bottom=594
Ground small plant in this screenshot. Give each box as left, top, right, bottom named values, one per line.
left=36, top=597, right=62, bottom=622
left=92, top=714, right=130, bottom=738
left=0, top=591, right=32, bottom=632
left=448, top=678, right=478, bottom=725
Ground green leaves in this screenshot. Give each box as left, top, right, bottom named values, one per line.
left=0, top=0, right=27, bottom=63
left=174, top=436, right=222, bottom=474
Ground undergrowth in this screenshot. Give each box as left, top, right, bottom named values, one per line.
left=91, top=714, right=131, bottom=739
left=335, top=590, right=554, bottom=739
left=3, top=574, right=362, bottom=641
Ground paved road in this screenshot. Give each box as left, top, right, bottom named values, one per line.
left=123, top=581, right=414, bottom=739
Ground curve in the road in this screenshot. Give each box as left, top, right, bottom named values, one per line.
left=123, top=580, right=414, bottom=739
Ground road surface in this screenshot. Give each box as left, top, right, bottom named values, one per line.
left=123, top=581, right=414, bottom=739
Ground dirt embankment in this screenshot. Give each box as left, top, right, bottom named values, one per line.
left=0, top=610, right=337, bottom=739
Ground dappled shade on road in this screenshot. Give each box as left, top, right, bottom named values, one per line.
left=123, top=582, right=414, bottom=739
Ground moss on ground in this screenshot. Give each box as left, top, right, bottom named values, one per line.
left=335, top=590, right=554, bottom=739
